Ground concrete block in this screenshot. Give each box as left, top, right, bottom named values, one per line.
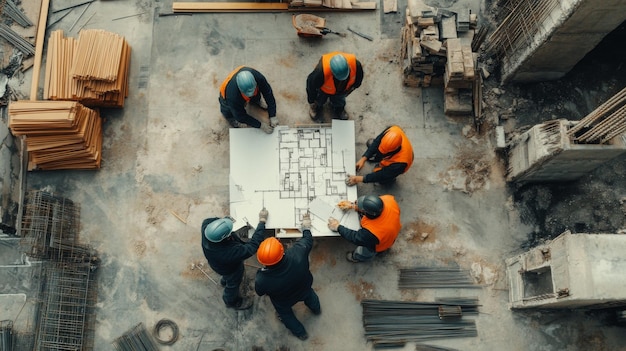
left=440, top=15, right=457, bottom=39
left=496, top=126, right=506, bottom=149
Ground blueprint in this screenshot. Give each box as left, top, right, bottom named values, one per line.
left=229, top=120, right=359, bottom=238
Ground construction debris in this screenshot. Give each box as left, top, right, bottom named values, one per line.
left=172, top=0, right=376, bottom=12
left=44, top=29, right=131, bottom=108
left=566, top=86, right=626, bottom=144
left=8, top=100, right=103, bottom=170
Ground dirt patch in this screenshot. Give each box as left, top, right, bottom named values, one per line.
left=277, top=56, right=296, bottom=69
left=440, top=146, right=493, bottom=194
left=310, top=246, right=337, bottom=271
left=576, top=329, right=608, bottom=351
left=402, top=220, right=437, bottom=244
left=134, top=240, right=146, bottom=257
left=279, top=90, right=299, bottom=102
left=346, top=279, right=381, bottom=300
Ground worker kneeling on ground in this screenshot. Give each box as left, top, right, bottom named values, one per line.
left=330, top=195, right=401, bottom=262
left=219, top=66, right=278, bottom=134
left=255, top=213, right=321, bottom=341
left=201, top=208, right=270, bottom=310
left=306, top=52, right=363, bottom=121
left=346, top=125, right=414, bottom=186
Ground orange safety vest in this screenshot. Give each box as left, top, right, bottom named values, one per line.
left=320, top=52, right=357, bottom=95
left=376, top=126, right=414, bottom=173
left=220, top=66, right=257, bottom=102
left=361, top=195, right=401, bottom=252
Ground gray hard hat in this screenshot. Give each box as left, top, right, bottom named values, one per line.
left=330, top=54, right=350, bottom=81
left=236, top=70, right=257, bottom=97
left=204, top=218, right=234, bottom=243
left=357, top=195, right=384, bottom=219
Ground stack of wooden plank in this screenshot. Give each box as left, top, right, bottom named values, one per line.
left=443, top=38, right=475, bottom=116
left=44, top=29, right=131, bottom=108
left=400, top=2, right=477, bottom=94
left=8, top=101, right=102, bottom=170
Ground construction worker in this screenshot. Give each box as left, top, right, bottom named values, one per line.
left=219, top=66, right=278, bottom=134
left=306, top=52, right=364, bottom=121
left=255, top=213, right=321, bottom=341
left=346, top=125, right=414, bottom=186
left=329, top=195, right=401, bottom=262
left=201, top=208, right=269, bottom=310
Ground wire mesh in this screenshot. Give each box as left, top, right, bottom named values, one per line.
left=113, top=323, right=160, bottom=351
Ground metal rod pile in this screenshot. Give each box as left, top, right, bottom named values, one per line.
left=4, top=0, right=34, bottom=27
left=0, top=23, right=34, bottom=55
left=399, top=267, right=481, bottom=289
left=567, top=87, right=626, bottom=144
left=113, top=323, right=160, bottom=351
left=362, top=299, right=479, bottom=345
left=415, top=344, right=460, bottom=351
left=1, top=320, right=14, bottom=351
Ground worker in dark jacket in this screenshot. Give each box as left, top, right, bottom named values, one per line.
left=306, top=52, right=364, bottom=121
left=329, top=195, right=401, bottom=262
left=201, top=208, right=269, bottom=310
left=347, top=125, right=414, bottom=186
left=219, top=66, right=278, bottom=133
left=255, top=213, right=320, bottom=340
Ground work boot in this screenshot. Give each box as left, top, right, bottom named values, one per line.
left=220, top=277, right=226, bottom=287
left=260, top=122, right=274, bottom=134
left=296, top=333, right=309, bottom=341
left=309, top=103, right=320, bottom=120
left=227, top=298, right=253, bottom=310
left=334, top=109, right=349, bottom=120
left=346, top=251, right=359, bottom=263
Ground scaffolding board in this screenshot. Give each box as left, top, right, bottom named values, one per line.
left=230, top=121, right=359, bottom=238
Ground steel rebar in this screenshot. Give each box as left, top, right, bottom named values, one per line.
left=113, top=323, right=160, bottom=351
left=399, top=267, right=482, bottom=289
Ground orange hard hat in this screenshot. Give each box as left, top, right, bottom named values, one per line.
left=379, top=130, right=402, bottom=154
left=257, top=237, right=284, bottom=266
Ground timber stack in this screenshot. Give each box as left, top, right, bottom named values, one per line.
left=44, top=29, right=131, bottom=108
left=8, top=101, right=102, bottom=170
left=400, top=2, right=478, bottom=116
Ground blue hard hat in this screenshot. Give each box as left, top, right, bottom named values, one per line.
left=204, top=218, right=234, bottom=243
left=330, top=54, right=350, bottom=81
left=236, top=70, right=257, bottom=97
left=357, top=195, right=383, bottom=219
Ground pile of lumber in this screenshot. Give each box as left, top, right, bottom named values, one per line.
left=400, top=3, right=478, bottom=116
left=8, top=101, right=102, bottom=170
left=44, top=29, right=131, bottom=108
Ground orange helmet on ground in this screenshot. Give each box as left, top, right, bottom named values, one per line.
left=379, top=130, right=402, bottom=154
left=257, top=237, right=284, bottom=266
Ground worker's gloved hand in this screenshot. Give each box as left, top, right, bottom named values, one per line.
left=328, top=217, right=340, bottom=232
left=337, top=200, right=355, bottom=211
left=270, top=117, right=279, bottom=127
left=345, top=175, right=363, bottom=186
left=260, top=122, right=274, bottom=134
left=301, top=212, right=312, bottom=231
left=259, top=208, right=269, bottom=223
left=355, top=157, right=367, bottom=172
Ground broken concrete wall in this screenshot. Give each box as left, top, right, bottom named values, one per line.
left=0, top=107, right=22, bottom=234
left=500, top=0, right=626, bottom=83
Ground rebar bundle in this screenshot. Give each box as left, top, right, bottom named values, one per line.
left=485, top=0, right=561, bottom=68
left=362, top=299, right=479, bottom=344
left=20, top=190, right=81, bottom=260
left=113, top=323, right=160, bottom=351
left=34, top=262, right=97, bottom=351
left=0, top=23, right=34, bottom=56
left=1, top=320, right=14, bottom=351
left=4, top=0, right=34, bottom=27
left=567, top=87, right=626, bottom=144
left=399, top=267, right=481, bottom=289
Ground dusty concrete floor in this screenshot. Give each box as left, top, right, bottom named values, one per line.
left=2, top=0, right=626, bottom=350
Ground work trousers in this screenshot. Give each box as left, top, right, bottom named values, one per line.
left=221, top=263, right=245, bottom=307
left=353, top=245, right=377, bottom=262
left=218, top=96, right=262, bottom=128
left=314, top=91, right=347, bottom=113
left=272, top=288, right=321, bottom=338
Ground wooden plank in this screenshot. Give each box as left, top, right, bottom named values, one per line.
left=173, top=2, right=289, bottom=12
left=30, top=0, right=50, bottom=100
left=383, top=0, right=397, bottom=13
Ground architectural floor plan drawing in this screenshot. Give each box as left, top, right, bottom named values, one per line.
left=230, top=120, right=359, bottom=238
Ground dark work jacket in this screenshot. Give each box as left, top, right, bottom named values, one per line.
left=337, top=225, right=379, bottom=251
left=201, top=217, right=266, bottom=276
left=255, top=230, right=314, bottom=305
left=222, top=67, right=277, bottom=118
left=362, top=126, right=409, bottom=184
